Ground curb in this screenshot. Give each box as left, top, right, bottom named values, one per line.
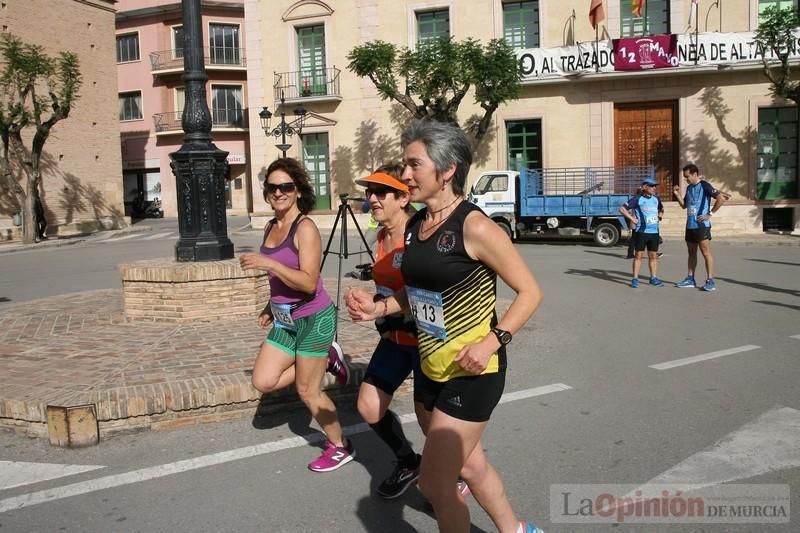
left=0, top=224, right=153, bottom=254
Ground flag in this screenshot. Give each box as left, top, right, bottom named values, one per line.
left=631, top=0, right=644, bottom=18
left=589, top=0, right=605, bottom=30
left=689, top=0, right=699, bottom=28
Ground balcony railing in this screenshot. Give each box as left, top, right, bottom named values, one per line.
left=149, top=47, right=247, bottom=72
left=153, top=109, right=248, bottom=133
left=274, top=67, right=341, bottom=100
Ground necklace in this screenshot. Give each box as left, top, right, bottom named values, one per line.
left=420, top=198, right=462, bottom=237
left=427, top=196, right=461, bottom=216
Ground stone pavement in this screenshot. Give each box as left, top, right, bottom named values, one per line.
left=0, top=278, right=381, bottom=442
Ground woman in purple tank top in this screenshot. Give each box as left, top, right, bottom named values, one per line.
left=239, top=158, right=354, bottom=472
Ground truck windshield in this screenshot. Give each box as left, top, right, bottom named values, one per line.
left=472, top=174, right=508, bottom=195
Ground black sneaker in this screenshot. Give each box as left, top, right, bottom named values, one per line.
left=377, top=455, right=421, bottom=499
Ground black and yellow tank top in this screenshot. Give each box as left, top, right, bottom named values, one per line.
left=401, top=201, right=506, bottom=382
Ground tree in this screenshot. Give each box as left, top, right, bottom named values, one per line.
left=0, top=34, right=81, bottom=243
left=347, top=36, right=520, bottom=145
left=753, top=6, right=800, bottom=106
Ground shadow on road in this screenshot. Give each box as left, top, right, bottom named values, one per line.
left=751, top=300, right=800, bottom=312
left=716, top=277, right=799, bottom=298
left=564, top=267, right=633, bottom=285
left=745, top=258, right=800, bottom=267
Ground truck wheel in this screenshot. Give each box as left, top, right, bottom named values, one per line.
left=593, top=223, right=619, bottom=247
left=495, top=220, right=513, bottom=240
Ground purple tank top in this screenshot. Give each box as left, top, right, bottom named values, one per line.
left=259, top=214, right=332, bottom=319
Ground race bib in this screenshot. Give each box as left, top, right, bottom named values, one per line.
left=392, top=251, right=404, bottom=270
left=687, top=206, right=698, bottom=217
left=645, top=215, right=659, bottom=224
left=407, top=286, right=446, bottom=340
left=270, top=301, right=296, bottom=332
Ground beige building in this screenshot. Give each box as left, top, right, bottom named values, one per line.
left=0, top=0, right=126, bottom=239
left=245, top=0, right=800, bottom=234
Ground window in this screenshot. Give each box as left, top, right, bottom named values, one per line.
left=417, top=9, right=450, bottom=45
left=302, top=133, right=331, bottom=210
left=503, top=1, right=539, bottom=49
left=473, top=173, right=509, bottom=194
left=759, top=0, right=797, bottom=23
left=119, top=91, right=143, bottom=121
left=175, top=87, right=185, bottom=114
left=116, top=33, right=139, bottom=63
left=297, top=25, right=326, bottom=96
left=756, top=107, right=798, bottom=199
left=211, top=85, right=243, bottom=127
left=506, top=119, right=542, bottom=171
left=173, top=26, right=184, bottom=59
left=620, top=0, right=670, bottom=37
left=209, top=23, right=240, bottom=65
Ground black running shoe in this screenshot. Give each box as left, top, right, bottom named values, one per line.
left=377, top=455, right=421, bottom=499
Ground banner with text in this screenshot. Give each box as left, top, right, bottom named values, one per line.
left=613, top=35, right=678, bottom=70
left=518, top=31, right=800, bottom=81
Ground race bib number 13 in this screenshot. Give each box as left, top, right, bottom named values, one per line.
left=407, top=286, right=446, bottom=340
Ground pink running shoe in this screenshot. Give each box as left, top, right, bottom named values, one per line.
left=326, top=341, right=350, bottom=385
left=308, top=439, right=355, bottom=472
left=456, top=479, right=471, bottom=498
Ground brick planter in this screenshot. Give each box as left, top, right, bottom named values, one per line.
left=118, top=257, right=269, bottom=322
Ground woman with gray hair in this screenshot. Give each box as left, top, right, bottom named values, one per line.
left=347, top=119, right=544, bottom=533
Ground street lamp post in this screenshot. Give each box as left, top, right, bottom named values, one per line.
left=169, top=0, right=234, bottom=262
left=259, top=91, right=307, bottom=158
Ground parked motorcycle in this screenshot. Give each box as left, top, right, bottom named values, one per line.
left=133, top=196, right=164, bottom=219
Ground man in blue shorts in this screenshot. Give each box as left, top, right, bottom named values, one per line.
left=672, top=164, right=728, bottom=291
left=620, top=178, right=664, bottom=288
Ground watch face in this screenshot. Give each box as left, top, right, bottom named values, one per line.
left=494, top=328, right=512, bottom=345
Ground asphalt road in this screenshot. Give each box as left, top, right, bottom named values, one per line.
left=0, top=220, right=798, bottom=532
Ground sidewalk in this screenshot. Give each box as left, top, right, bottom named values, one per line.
left=0, top=278, right=382, bottom=443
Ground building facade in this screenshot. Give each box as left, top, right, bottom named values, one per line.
left=116, top=0, right=251, bottom=218
left=1, top=0, right=125, bottom=239
left=244, top=0, right=800, bottom=234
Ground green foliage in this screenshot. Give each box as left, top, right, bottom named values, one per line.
left=347, top=36, right=520, bottom=142
left=753, top=6, right=800, bottom=105
left=0, top=33, right=82, bottom=243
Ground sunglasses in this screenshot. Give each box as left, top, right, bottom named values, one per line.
left=265, top=182, right=297, bottom=194
left=366, top=186, right=394, bottom=199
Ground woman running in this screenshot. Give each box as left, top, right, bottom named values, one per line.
left=347, top=120, right=544, bottom=532
left=355, top=164, right=423, bottom=499
left=240, top=157, right=353, bottom=473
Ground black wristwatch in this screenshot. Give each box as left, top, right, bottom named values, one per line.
left=491, top=327, right=513, bottom=346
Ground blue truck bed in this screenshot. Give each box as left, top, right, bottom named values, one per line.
left=519, top=166, right=654, bottom=218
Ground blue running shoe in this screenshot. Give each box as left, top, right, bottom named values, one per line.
left=631, top=278, right=639, bottom=288
left=521, top=521, right=545, bottom=533
left=702, top=278, right=716, bottom=292
left=649, top=277, right=664, bottom=287
left=675, top=276, right=696, bottom=288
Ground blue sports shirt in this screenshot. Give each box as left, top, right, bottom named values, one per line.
left=624, top=194, right=663, bottom=234
left=684, top=181, right=720, bottom=229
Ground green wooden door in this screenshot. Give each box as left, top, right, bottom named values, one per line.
left=302, top=133, right=331, bottom=210
left=297, top=26, right=326, bottom=96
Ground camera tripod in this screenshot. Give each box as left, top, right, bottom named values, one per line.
left=321, top=193, right=375, bottom=338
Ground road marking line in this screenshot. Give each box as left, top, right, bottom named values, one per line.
left=0, top=383, right=570, bottom=513
left=140, top=232, right=174, bottom=241
left=102, top=234, right=140, bottom=243
left=633, top=406, right=800, bottom=493
left=0, top=462, right=105, bottom=491
left=649, top=345, right=761, bottom=370
left=790, top=334, right=800, bottom=340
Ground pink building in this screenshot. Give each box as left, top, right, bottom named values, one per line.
left=116, top=0, right=250, bottom=218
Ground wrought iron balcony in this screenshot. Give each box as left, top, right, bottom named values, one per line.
left=149, top=47, right=247, bottom=72
left=273, top=67, right=341, bottom=101
left=153, top=109, right=248, bottom=133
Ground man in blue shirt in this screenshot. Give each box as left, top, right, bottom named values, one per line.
left=620, top=178, right=664, bottom=288
left=672, top=164, right=728, bottom=291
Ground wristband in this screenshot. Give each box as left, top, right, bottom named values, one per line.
left=378, top=299, right=388, bottom=317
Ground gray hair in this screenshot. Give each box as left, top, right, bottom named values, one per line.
left=400, top=119, right=472, bottom=196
